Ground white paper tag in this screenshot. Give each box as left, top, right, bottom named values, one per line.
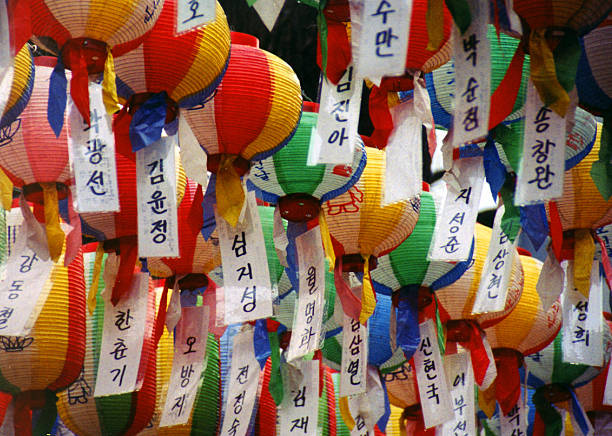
left=219, top=326, right=261, bottom=436
left=451, top=0, right=491, bottom=147
left=287, top=226, right=326, bottom=361
left=175, top=0, right=215, bottom=34
left=340, top=314, right=368, bottom=397
left=500, top=389, right=528, bottom=436
left=437, top=352, right=476, bottom=436
left=354, top=0, right=411, bottom=83
left=310, top=65, right=362, bottom=165
left=430, top=156, right=483, bottom=262
left=472, top=205, right=517, bottom=314
left=562, top=260, right=604, bottom=366
left=348, top=366, right=387, bottom=435
left=252, top=0, right=285, bottom=32
left=159, top=306, right=210, bottom=427
left=178, top=115, right=209, bottom=188
left=217, top=192, right=273, bottom=323
left=414, top=319, right=454, bottom=429
left=384, top=97, right=423, bottom=205
left=0, top=228, right=54, bottom=336
left=94, top=273, right=149, bottom=397
left=515, top=79, right=567, bottom=205
left=278, top=359, right=320, bottom=436
left=68, top=82, right=120, bottom=213
left=136, top=135, right=179, bottom=258
left=537, top=247, right=565, bottom=311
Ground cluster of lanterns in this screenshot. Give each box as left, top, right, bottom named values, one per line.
left=1, top=0, right=612, bottom=435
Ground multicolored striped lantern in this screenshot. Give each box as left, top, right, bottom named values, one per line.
left=57, top=245, right=158, bottom=436
left=512, top=0, right=612, bottom=117
left=30, top=0, right=164, bottom=130
left=322, top=146, right=420, bottom=324
left=247, top=102, right=366, bottom=223
left=0, top=57, right=77, bottom=262
left=0, top=241, right=85, bottom=436
left=113, top=0, right=230, bottom=151
left=0, top=43, right=34, bottom=130
left=576, top=15, right=612, bottom=200
left=79, top=111, right=187, bottom=303
left=524, top=319, right=612, bottom=436
left=426, top=25, right=530, bottom=130
left=481, top=255, right=563, bottom=417
left=181, top=32, right=302, bottom=228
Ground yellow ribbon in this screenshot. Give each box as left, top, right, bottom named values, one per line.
left=556, top=401, right=575, bottom=436
left=102, top=46, right=120, bottom=117
left=318, top=211, right=335, bottom=272
left=0, top=170, right=12, bottom=210
left=529, top=29, right=570, bottom=117
left=41, top=183, right=64, bottom=262
left=426, top=0, right=444, bottom=51
left=478, top=385, right=497, bottom=419
left=339, top=396, right=355, bottom=430
left=88, top=243, right=105, bottom=315
left=216, top=154, right=245, bottom=228
left=359, top=255, right=376, bottom=325
left=573, top=229, right=594, bottom=298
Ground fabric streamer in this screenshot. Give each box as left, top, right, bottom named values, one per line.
left=573, top=229, right=595, bottom=298
left=0, top=170, right=13, bottom=211
left=494, top=351, right=521, bottom=415
left=318, top=212, right=335, bottom=272
left=359, top=255, right=376, bottom=324
left=111, top=236, right=138, bottom=305
left=87, top=243, right=105, bottom=315
left=532, top=387, right=564, bottom=436
left=129, top=91, right=168, bottom=152
left=333, top=257, right=362, bottom=321
left=396, top=288, right=420, bottom=361
left=68, top=48, right=90, bottom=127
left=591, top=113, right=612, bottom=200
left=216, top=155, right=245, bottom=228
left=426, top=0, right=444, bottom=51
left=41, top=182, right=64, bottom=262
left=102, top=46, right=120, bottom=117
left=444, top=0, right=471, bottom=33
left=48, top=57, right=68, bottom=137
left=488, top=44, right=526, bottom=130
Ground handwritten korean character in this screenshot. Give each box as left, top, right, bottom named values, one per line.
left=426, top=383, right=440, bottom=404
left=182, top=0, right=205, bottom=24
left=241, top=286, right=257, bottom=313
left=180, top=363, right=195, bottom=388
left=290, top=416, right=309, bottom=433
left=293, top=386, right=306, bottom=407
left=115, top=309, right=133, bottom=331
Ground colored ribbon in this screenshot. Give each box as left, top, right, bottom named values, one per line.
left=48, top=56, right=67, bottom=137
left=445, top=0, right=471, bottom=33
left=254, top=318, right=271, bottom=370
left=532, top=386, right=564, bottom=436
left=32, top=390, right=57, bottom=436
left=499, top=178, right=521, bottom=242
left=316, top=3, right=329, bottom=81
left=216, top=154, right=245, bottom=228
left=548, top=201, right=564, bottom=261
left=129, top=91, right=167, bottom=151
left=317, top=19, right=351, bottom=84
left=102, top=46, right=119, bottom=117
left=318, top=212, right=335, bottom=272
left=333, top=258, right=361, bottom=322
left=520, top=204, right=550, bottom=252
left=268, top=328, right=284, bottom=406
left=457, top=322, right=491, bottom=387
left=590, top=113, right=612, bottom=200
left=339, top=396, right=355, bottom=430
left=494, top=352, right=521, bottom=416
left=68, top=47, right=90, bottom=127
left=482, top=136, right=507, bottom=200
left=573, top=229, right=594, bottom=298
left=154, top=279, right=170, bottom=345
left=201, top=173, right=217, bottom=240
left=488, top=44, right=525, bottom=130
left=64, top=189, right=81, bottom=267
left=396, top=287, right=420, bottom=361
left=359, top=255, right=376, bottom=324
left=0, top=169, right=12, bottom=211
left=478, top=384, right=497, bottom=418
left=41, top=183, right=64, bottom=262
left=87, top=243, right=105, bottom=315
left=594, top=232, right=612, bottom=292
left=110, top=236, right=138, bottom=305
left=426, top=0, right=444, bottom=51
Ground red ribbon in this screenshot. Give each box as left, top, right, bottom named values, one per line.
left=548, top=201, right=564, bottom=262
left=594, top=232, right=612, bottom=292
left=488, top=45, right=525, bottom=130
left=153, top=279, right=170, bottom=345
left=333, top=258, right=362, bottom=321
left=64, top=189, right=82, bottom=267
left=68, top=48, right=90, bottom=126
left=317, top=20, right=351, bottom=84
left=494, top=352, right=521, bottom=416
left=110, top=237, right=138, bottom=305
left=457, top=322, right=490, bottom=387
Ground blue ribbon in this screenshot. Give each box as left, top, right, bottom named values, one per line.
left=520, top=204, right=549, bottom=251
left=569, top=388, right=591, bottom=435
left=253, top=318, right=271, bottom=370
left=377, top=372, right=392, bottom=432
left=129, top=91, right=168, bottom=151
left=483, top=135, right=507, bottom=200
left=48, top=57, right=67, bottom=137
left=396, top=285, right=420, bottom=361
left=201, top=174, right=217, bottom=240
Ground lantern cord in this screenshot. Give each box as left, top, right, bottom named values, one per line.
left=87, top=243, right=105, bottom=315
left=41, top=183, right=64, bottom=262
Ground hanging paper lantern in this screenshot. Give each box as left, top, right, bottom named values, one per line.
left=426, top=25, right=530, bottom=130
left=480, top=255, right=563, bottom=417
left=0, top=44, right=34, bottom=130
left=0, top=57, right=78, bottom=262
left=322, top=146, right=420, bottom=324
left=511, top=0, right=612, bottom=117
left=247, top=102, right=366, bottom=223
left=30, top=0, right=164, bottom=130
left=181, top=32, right=302, bottom=228
left=147, top=178, right=221, bottom=283
left=383, top=364, right=418, bottom=411
left=113, top=0, right=230, bottom=151
left=57, top=245, right=158, bottom=436
left=0, top=240, right=85, bottom=435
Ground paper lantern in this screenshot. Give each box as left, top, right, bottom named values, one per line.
left=113, top=0, right=230, bottom=151
left=57, top=246, right=158, bottom=436
left=426, top=25, right=530, bottom=130
left=147, top=178, right=221, bottom=283
left=0, top=241, right=85, bottom=435
left=0, top=44, right=34, bottom=130
left=247, top=102, right=366, bottom=223
left=322, top=147, right=420, bottom=323
left=181, top=32, right=302, bottom=227
left=371, top=191, right=473, bottom=296
left=30, top=0, right=164, bottom=127
left=481, top=255, right=563, bottom=416
left=383, top=364, right=418, bottom=411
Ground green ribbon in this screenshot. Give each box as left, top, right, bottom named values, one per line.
left=591, top=112, right=612, bottom=200
left=493, top=123, right=522, bottom=173
left=246, top=0, right=258, bottom=6
left=317, top=2, right=329, bottom=78
left=268, top=331, right=284, bottom=406
left=445, top=0, right=471, bottom=34
left=533, top=387, right=564, bottom=436
left=552, top=30, right=581, bottom=95
left=434, top=295, right=446, bottom=355
left=499, top=178, right=521, bottom=242
left=33, top=390, right=58, bottom=436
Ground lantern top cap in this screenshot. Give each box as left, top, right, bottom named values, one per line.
left=231, top=32, right=259, bottom=48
